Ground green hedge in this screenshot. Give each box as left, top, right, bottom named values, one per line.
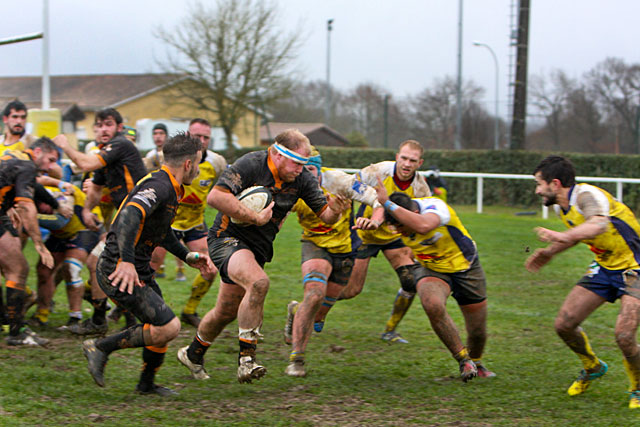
left=225, top=147, right=640, bottom=210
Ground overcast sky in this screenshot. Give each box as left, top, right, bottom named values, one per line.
left=1, top=0, right=639, bottom=120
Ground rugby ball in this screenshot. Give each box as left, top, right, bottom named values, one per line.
left=231, top=186, right=272, bottom=224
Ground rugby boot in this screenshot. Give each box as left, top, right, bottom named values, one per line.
left=283, top=300, right=298, bottom=345
left=459, top=358, right=478, bottom=382
left=135, top=383, right=178, bottom=396
left=284, top=359, right=307, bottom=377
left=180, top=312, right=201, bottom=328
left=629, top=390, right=640, bottom=409
left=476, top=363, right=497, bottom=378
left=237, top=355, right=267, bottom=383
left=6, top=329, right=49, bottom=347
left=177, top=346, right=210, bottom=380
left=567, top=360, right=608, bottom=396
left=68, top=318, right=108, bottom=336
left=83, top=339, right=108, bottom=387
left=381, top=330, right=409, bottom=344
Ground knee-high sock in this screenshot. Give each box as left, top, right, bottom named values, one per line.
left=564, top=329, right=600, bottom=371
left=138, top=345, right=167, bottom=389
left=624, top=349, right=640, bottom=391
left=183, top=274, right=213, bottom=315
left=96, top=323, right=149, bottom=354
left=187, top=332, right=211, bottom=364
left=5, top=282, right=25, bottom=336
left=384, top=289, right=415, bottom=333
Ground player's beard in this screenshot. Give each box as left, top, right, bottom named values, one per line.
left=9, top=124, right=24, bottom=136
left=542, top=193, right=557, bottom=206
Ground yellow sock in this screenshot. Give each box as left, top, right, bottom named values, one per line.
left=25, top=286, right=33, bottom=297
left=576, top=330, right=600, bottom=371
left=183, top=274, right=213, bottom=314
left=624, top=353, right=640, bottom=391
left=454, top=348, right=470, bottom=362
left=384, top=289, right=414, bottom=333
left=35, top=308, right=50, bottom=323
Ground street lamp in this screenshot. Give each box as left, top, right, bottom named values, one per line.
left=473, top=40, right=500, bottom=150
left=325, top=19, right=333, bottom=125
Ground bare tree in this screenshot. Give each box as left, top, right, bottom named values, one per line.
left=409, top=77, right=485, bottom=149
left=586, top=57, right=640, bottom=153
left=154, top=0, right=301, bottom=148
left=529, top=70, right=574, bottom=147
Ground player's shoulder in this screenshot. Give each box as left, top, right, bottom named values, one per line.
left=415, top=196, right=447, bottom=212
left=204, top=150, right=227, bottom=169
left=145, top=148, right=158, bottom=158
left=361, top=161, right=395, bottom=177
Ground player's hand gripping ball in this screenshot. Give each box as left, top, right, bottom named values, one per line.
left=232, top=186, right=273, bottom=225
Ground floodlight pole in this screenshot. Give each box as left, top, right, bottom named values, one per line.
left=42, top=0, right=50, bottom=109
left=325, top=19, right=333, bottom=126
left=473, top=40, right=500, bottom=150
left=454, top=0, right=463, bottom=150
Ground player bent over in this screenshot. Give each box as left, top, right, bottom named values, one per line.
left=377, top=187, right=495, bottom=382
left=283, top=148, right=380, bottom=377
left=177, top=129, right=346, bottom=383
left=526, top=155, right=640, bottom=409
left=82, top=133, right=214, bottom=395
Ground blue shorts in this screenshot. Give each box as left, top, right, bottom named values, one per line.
left=173, top=221, right=207, bottom=243
left=577, top=261, right=640, bottom=303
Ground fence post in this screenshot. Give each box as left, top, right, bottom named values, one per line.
left=617, top=180, right=623, bottom=202
left=477, top=177, right=483, bottom=214
left=542, top=205, right=548, bottom=219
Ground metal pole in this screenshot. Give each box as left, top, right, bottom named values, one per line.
left=325, top=19, right=333, bottom=125
left=42, top=0, right=50, bottom=109
left=473, top=41, right=500, bottom=149
left=383, top=94, right=389, bottom=148
left=454, top=0, right=463, bottom=150
left=0, top=32, right=43, bottom=46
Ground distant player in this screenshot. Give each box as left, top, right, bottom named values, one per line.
left=82, top=132, right=214, bottom=395
left=526, top=155, right=640, bottom=409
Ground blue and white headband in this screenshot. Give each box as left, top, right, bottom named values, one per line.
left=274, top=143, right=309, bottom=165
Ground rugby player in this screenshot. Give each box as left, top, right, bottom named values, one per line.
left=376, top=186, right=495, bottom=382
left=53, top=108, right=147, bottom=335
left=313, top=140, right=431, bottom=343
left=526, top=155, right=640, bottom=409
left=82, top=132, right=214, bottom=395
left=143, top=123, right=168, bottom=173
left=0, top=100, right=37, bottom=155
left=177, top=129, right=347, bottom=383
left=0, top=137, right=58, bottom=346
left=283, top=147, right=382, bottom=377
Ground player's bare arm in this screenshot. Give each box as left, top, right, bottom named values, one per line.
left=16, top=199, right=54, bottom=268
left=207, top=186, right=273, bottom=226
left=52, top=134, right=104, bottom=172
left=535, top=216, right=608, bottom=245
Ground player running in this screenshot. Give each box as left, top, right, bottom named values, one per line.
left=375, top=184, right=495, bottom=382
left=81, top=132, right=214, bottom=395
left=283, top=147, right=382, bottom=377
left=177, top=129, right=347, bottom=383
left=526, top=155, right=640, bottom=409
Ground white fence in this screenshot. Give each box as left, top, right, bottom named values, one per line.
left=339, top=169, right=640, bottom=219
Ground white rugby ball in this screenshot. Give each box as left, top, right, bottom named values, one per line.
left=231, top=186, right=273, bottom=224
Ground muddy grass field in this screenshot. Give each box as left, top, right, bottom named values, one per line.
left=1, top=207, right=638, bottom=426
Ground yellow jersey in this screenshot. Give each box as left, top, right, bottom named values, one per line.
left=401, top=197, right=477, bottom=273
left=172, top=150, right=226, bottom=231
left=355, top=161, right=431, bottom=245
left=0, top=133, right=37, bottom=155
left=42, top=185, right=103, bottom=239
left=293, top=167, right=380, bottom=254
left=557, top=184, right=640, bottom=270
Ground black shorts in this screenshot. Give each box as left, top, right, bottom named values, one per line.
left=96, top=256, right=175, bottom=326
left=413, top=257, right=487, bottom=306
left=45, top=230, right=101, bottom=254
left=208, top=236, right=265, bottom=285
left=173, top=221, right=207, bottom=243
left=0, top=215, right=19, bottom=238
left=355, top=238, right=406, bottom=260
left=300, top=240, right=355, bottom=286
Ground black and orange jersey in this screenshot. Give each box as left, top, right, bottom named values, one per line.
left=100, top=166, right=184, bottom=283
left=92, top=134, right=146, bottom=209
left=211, top=149, right=328, bottom=264
left=0, top=149, right=38, bottom=214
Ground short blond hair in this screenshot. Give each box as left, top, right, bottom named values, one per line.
left=271, top=129, right=310, bottom=156
left=398, top=139, right=424, bottom=156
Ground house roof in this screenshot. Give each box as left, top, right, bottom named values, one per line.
left=0, top=73, right=179, bottom=113
left=260, top=122, right=348, bottom=146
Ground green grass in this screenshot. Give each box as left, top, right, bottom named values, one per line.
left=0, top=205, right=636, bottom=425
